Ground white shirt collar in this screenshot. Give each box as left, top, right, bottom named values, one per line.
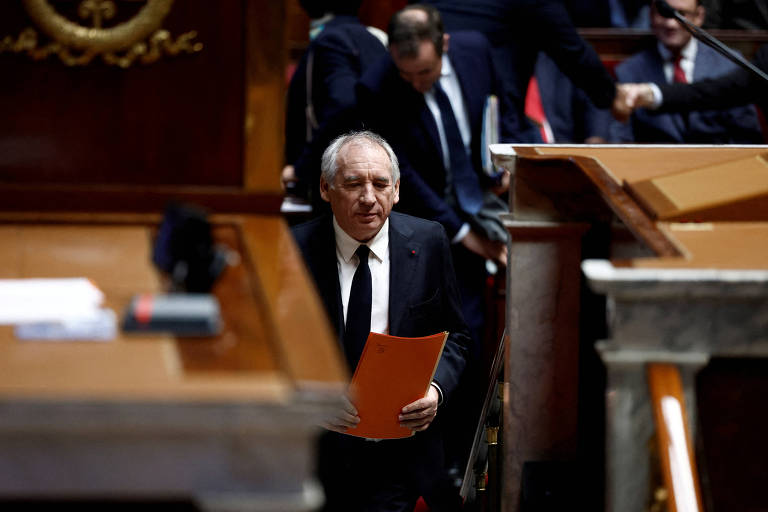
left=332, top=217, right=389, bottom=263
left=440, top=54, right=453, bottom=80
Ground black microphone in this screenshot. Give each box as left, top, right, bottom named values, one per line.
left=653, top=0, right=768, bottom=84
left=654, top=0, right=676, bottom=18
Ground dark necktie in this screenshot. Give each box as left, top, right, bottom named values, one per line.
left=344, top=244, right=372, bottom=370
left=673, top=55, right=688, bottom=84
left=432, top=81, right=484, bottom=215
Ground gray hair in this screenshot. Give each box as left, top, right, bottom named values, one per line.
left=320, top=131, right=400, bottom=187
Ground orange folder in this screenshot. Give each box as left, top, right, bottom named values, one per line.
left=346, top=331, right=448, bottom=439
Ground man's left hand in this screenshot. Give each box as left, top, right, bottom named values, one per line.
left=399, top=385, right=439, bottom=432
left=491, top=169, right=511, bottom=196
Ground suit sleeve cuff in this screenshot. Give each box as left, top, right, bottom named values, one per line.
left=649, top=83, right=663, bottom=109
left=451, top=223, right=471, bottom=244
left=430, top=381, right=444, bottom=405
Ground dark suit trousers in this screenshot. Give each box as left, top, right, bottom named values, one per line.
left=450, top=243, right=487, bottom=353
left=317, top=428, right=462, bottom=512
left=442, top=244, right=490, bottom=475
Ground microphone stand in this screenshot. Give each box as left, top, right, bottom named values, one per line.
left=655, top=0, right=768, bottom=84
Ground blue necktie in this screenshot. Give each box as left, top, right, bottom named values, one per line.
left=344, top=245, right=371, bottom=370
left=432, top=81, right=484, bottom=214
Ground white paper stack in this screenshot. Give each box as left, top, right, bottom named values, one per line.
left=0, top=278, right=116, bottom=341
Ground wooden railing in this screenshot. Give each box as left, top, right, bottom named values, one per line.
left=461, top=330, right=508, bottom=511
left=647, top=363, right=704, bottom=512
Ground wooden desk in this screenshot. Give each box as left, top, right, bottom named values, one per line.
left=0, top=214, right=346, bottom=511
left=491, top=145, right=768, bottom=512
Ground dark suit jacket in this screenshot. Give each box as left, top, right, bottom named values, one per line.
left=611, top=43, right=764, bottom=143
left=535, top=52, right=612, bottom=143
left=658, top=43, right=768, bottom=118
left=420, top=0, right=617, bottom=109
left=357, top=31, right=521, bottom=238
left=292, top=211, right=470, bottom=399
left=285, top=16, right=387, bottom=199
left=293, top=212, right=471, bottom=509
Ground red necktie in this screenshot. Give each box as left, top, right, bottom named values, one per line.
left=524, top=77, right=553, bottom=143
left=673, top=55, right=687, bottom=84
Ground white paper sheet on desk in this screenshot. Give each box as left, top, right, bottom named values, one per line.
left=0, top=278, right=105, bottom=324
left=14, top=308, right=117, bottom=341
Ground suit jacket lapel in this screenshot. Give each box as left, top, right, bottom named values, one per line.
left=448, top=46, right=481, bottom=137
left=313, top=217, right=344, bottom=340
left=388, top=215, right=421, bottom=336
left=419, top=101, right=442, bottom=158
left=385, top=61, right=443, bottom=168
left=693, top=44, right=715, bottom=82
left=648, top=47, right=669, bottom=85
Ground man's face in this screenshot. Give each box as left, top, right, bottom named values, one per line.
left=651, top=0, right=704, bottom=53
left=390, top=36, right=447, bottom=94
left=320, top=141, right=400, bottom=242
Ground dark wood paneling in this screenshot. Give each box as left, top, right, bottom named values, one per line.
left=244, top=0, right=285, bottom=193
left=0, top=183, right=283, bottom=214
left=0, top=1, right=245, bottom=188
left=696, top=358, right=768, bottom=512
left=581, top=27, right=768, bottom=63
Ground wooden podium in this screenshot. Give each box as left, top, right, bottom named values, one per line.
left=0, top=214, right=347, bottom=511
left=0, top=2, right=349, bottom=510
left=491, top=145, right=768, bottom=512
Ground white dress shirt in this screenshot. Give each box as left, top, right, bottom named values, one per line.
left=424, top=55, right=472, bottom=169
left=650, top=38, right=698, bottom=108
left=333, top=217, right=390, bottom=335
left=424, top=55, right=472, bottom=243
left=659, top=38, right=697, bottom=84
left=331, top=217, right=444, bottom=404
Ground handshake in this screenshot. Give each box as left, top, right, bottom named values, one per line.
left=611, top=83, right=657, bottom=123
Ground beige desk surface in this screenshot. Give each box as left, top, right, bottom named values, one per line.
left=630, top=222, right=768, bottom=269
left=531, top=145, right=767, bottom=185
left=0, top=215, right=346, bottom=403
left=510, top=146, right=768, bottom=270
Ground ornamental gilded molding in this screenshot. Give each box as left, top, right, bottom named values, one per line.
left=0, top=0, right=203, bottom=67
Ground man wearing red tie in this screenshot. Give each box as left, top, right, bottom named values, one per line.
left=608, top=0, right=763, bottom=143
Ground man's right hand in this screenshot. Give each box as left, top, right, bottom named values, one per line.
left=320, top=395, right=360, bottom=434
left=461, top=229, right=507, bottom=267
left=612, top=83, right=656, bottom=122
left=281, top=164, right=297, bottom=192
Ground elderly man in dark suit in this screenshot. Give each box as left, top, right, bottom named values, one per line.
left=292, top=130, right=470, bottom=511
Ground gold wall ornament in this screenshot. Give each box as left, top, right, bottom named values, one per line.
left=0, top=0, right=203, bottom=67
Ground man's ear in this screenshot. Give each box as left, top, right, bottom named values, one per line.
left=694, top=5, right=706, bottom=26
left=393, top=179, right=400, bottom=205
left=319, top=177, right=331, bottom=203
left=442, top=33, right=450, bottom=54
